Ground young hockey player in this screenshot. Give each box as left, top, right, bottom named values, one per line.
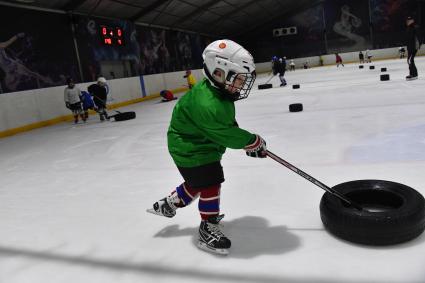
left=88, top=77, right=109, bottom=121
left=80, top=90, right=95, bottom=120
left=276, top=57, right=287, bottom=86
left=289, top=59, right=295, bottom=71
left=358, top=51, right=364, bottom=63
left=365, top=49, right=372, bottom=63
left=183, top=70, right=197, bottom=89
left=147, top=39, right=266, bottom=255
left=336, top=53, right=344, bottom=67
left=399, top=47, right=406, bottom=59
left=64, top=78, right=85, bottom=124
left=160, top=89, right=177, bottom=102
left=271, top=56, right=278, bottom=75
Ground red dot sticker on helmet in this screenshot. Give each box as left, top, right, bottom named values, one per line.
left=219, top=42, right=226, bottom=49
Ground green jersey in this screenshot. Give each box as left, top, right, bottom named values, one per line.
left=167, top=79, right=255, bottom=167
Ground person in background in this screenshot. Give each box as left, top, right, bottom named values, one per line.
left=365, top=49, right=372, bottom=63
left=399, top=47, right=406, bottom=59
left=183, top=70, right=196, bottom=89
left=405, top=16, right=421, bottom=81
left=303, top=61, right=309, bottom=69
left=289, top=59, right=295, bottom=71
left=160, top=89, right=177, bottom=102
left=80, top=90, right=96, bottom=120
left=336, top=53, right=344, bottom=67
left=271, top=56, right=279, bottom=75
left=64, top=78, right=85, bottom=124
left=276, top=57, right=287, bottom=86
left=88, top=77, right=109, bottom=121
left=359, top=51, right=364, bottom=63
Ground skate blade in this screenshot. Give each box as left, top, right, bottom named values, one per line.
left=197, top=241, right=229, bottom=255
left=146, top=208, right=162, bottom=216
left=146, top=208, right=175, bottom=218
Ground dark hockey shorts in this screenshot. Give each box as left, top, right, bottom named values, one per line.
left=177, top=161, right=224, bottom=189
left=70, top=102, right=82, bottom=111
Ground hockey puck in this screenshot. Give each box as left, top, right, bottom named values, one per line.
left=369, top=66, right=375, bottom=70
left=359, top=65, right=364, bottom=69
left=381, top=67, right=387, bottom=72
left=292, top=84, right=300, bottom=89
left=258, top=84, right=272, bottom=90
left=289, top=103, right=303, bottom=112
left=380, top=74, right=390, bottom=81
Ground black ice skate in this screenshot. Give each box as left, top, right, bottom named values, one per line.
left=198, top=214, right=231, bottom=255
left=406, top=75, right=418, bottom=81
left=147, top=192, right=180, bottom=218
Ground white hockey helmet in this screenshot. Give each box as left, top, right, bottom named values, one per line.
left=202, top=39, right=256, bottom=101
left=97, top=77, right=107, bottom=84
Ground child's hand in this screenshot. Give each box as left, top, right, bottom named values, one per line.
left=244, top=134, right=267, bottom=158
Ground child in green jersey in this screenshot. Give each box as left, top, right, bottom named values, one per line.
left=148, top=39, right=267, bottom=255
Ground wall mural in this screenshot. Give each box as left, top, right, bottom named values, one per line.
left=0, top=2, right=422, bottom=93
left=0, top=6, right=79, bottom=94
left=325, top=0, right=372, bottom=52
left=370, top=0, right=419, bottom=48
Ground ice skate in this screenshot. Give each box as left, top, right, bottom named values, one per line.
left=406, top=75, right=418, bottom=81
left=197, top=214, right=231, bottom=255
left=147, top=192, right=181, bottom=218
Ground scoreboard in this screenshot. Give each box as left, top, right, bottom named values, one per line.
left=100, top=26, right=124, bottom=46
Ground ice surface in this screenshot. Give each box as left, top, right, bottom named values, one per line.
left=1, top=58, right=425, bottom=283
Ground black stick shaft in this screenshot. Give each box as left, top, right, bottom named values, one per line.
left=266, top=150, right=362, bottom=210
left=265, top=74, right=276, bottom=84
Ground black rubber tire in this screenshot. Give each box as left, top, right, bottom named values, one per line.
left=380, top=74, right=390, bottom=81
left=320, top=180, right=425, bottom=246
left=369, top=66, right=375, bottom=70
left=258, top=84, right=272, bottom=89
left=112, top=111, right=136, bottom=121
left=381, top=67, right=387, bottom=72
left=359, top=65, right=364, bottom=69
left=292, top=84, right=300, bottom=89
left=289, top=103, right=303, bottom=112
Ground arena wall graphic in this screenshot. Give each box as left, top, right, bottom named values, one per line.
left=0, top=6, right=79, bottom=94
left=370, top=0, right=419, bottom=48
left=0, top=0, right=422, bottom=94
left=324, top=0, right=372, bottom=53
left=242, top=0, right=421, bottom=62
left=0, top=7, right=212, bottom=94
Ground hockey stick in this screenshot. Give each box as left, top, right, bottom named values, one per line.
left=264, top=74, right=277, bottom=84
left=266, top=150, right=363, bottom=211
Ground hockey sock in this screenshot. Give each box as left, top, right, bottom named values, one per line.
left=198, top=184, right=221, bottom=220
left=175, top=183, right=200, bottom=207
